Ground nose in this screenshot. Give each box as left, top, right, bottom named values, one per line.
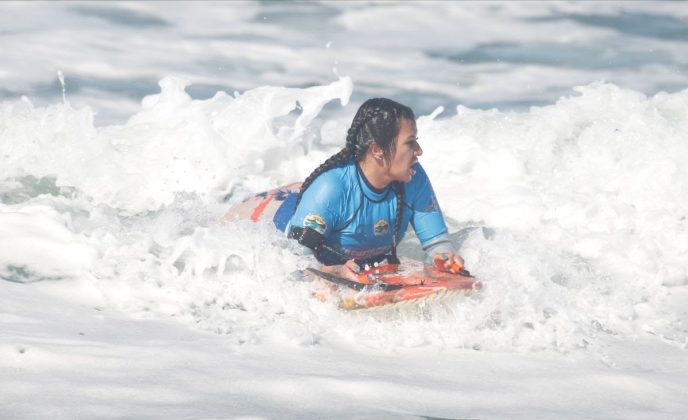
left=415, top=143, right=423, bottom=157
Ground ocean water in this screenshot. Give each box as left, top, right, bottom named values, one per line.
left=1, top=0, right=687, bottom=355
left=2, top=1, right=687, bottom=125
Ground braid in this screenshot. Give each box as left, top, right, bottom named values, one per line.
left=351, top=106, right=386, bottom=160
left=293, top=97, right=416, bottom=266
left=294, top=146, right=352, bottom=209
left=294, top=103, right=388, bottom=210
left=389, top=181, right=405, bottom=265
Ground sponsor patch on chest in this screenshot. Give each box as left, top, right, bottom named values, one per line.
left=374, top=219, right=390, bottom=236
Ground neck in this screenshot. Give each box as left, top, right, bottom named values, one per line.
left=358, top=155, right=391, bottom=190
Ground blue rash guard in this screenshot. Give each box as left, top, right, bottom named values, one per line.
left=272, top=161, right=453, bottom=266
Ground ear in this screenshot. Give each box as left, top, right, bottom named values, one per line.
left=369, top=143, right=384, bottom=161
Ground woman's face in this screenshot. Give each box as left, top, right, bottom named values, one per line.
left=386, top=118, right=422, bottom=182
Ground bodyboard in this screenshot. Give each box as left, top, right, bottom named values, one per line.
left=221, top=182, right=302, bottom=224
left=222, top=185, right=479, bottom=309
left=308, top=258, right=480, bottom=310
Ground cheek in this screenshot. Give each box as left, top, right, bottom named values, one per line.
left=389, top=150, right=412, bottom=173
left=391, top=156, right=404, bottom=170
left=399, top=150, right=412, bottom=164
left=393, top=157, right=408, bottom=173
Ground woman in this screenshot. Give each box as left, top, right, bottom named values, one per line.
left=271, top=98, right=464, bottom=281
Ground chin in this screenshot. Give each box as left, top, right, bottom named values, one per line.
left=392, top=168, right=415, bottom=183
left=401, top=173, right=414, bottom=183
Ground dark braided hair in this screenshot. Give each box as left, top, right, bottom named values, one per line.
left=295, top=98, right=415, bottom=264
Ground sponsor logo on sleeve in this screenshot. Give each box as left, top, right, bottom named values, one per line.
left=373, top=219, right=390, bottom=236
left=303, top=214, right=327, bottom=234
left=422, top=195, right=440, bottom=212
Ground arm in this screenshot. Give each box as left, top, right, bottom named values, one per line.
left=287, top=171, right=361, bottom=279
left=318, top=259, right=361, bottom=281
left=423, top=234, right=465, bottom=273
left=287, top=225, right=361, bottom=280
left=407, top=164, right=464, bottom=272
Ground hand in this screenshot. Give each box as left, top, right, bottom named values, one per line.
left=321, top=259, right=361, bottom=282
left=432, top=253, right=465, bottom=274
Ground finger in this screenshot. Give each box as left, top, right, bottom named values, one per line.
left=345, top=259, right=361, bottom=273
left=432, top=254, right=447, bottom=271
left=343, top=261, right=368, bottom=282
left=446, top=255, right=463, bottom=273
left=451, top=258, right=463, bottom=274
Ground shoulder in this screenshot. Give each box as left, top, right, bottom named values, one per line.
left=304, top=162, right=355, bottom=198
left=300, top=162, right=357, bottom=208
left=291, top=162, right=356, bottom=230
left=412, top=162, right=430, bottom=179
left=404, top=162, right=431, bottom=194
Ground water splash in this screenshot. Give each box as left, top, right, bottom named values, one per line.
left=1, top=79, right=686, bottom=354
left=57, top=70, right=67, bottom=105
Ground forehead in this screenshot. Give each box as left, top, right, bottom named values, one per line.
left=397, top=118, right=417, bottom=138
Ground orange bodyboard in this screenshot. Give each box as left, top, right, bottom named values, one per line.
left=310, top=259, right=480, bottom=310
left=221, top=182, right=302, bottom=223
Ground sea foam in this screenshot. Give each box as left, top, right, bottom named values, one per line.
left=1, top=78, right=686, bottom=353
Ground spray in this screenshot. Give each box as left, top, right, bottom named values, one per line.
left=57, top=70, right=67, bottom=105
